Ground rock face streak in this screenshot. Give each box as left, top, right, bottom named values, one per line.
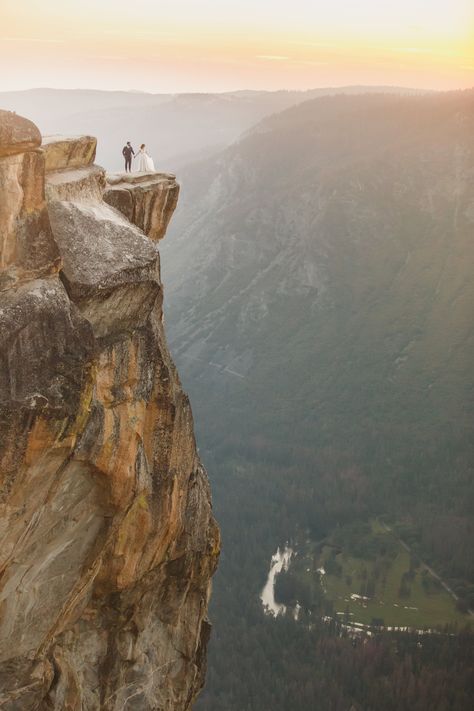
left=0, top=110, right=219, bottom=710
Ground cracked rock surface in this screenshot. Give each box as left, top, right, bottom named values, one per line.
left=0, top=114, right=219, bottom=711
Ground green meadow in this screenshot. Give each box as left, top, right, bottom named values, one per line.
left=287, top=521, right=469, bottom=630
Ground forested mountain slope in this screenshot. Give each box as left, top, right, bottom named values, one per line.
left=162, top=90, right=473, bottom=575
left=159, top=89, right=474, bottom=709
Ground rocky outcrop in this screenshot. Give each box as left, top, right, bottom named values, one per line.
left=42, top=135, right=97, bottom=172
left=105, top=173, right=179, bottom=241
left=46, top=165, right=106, bottom=203
left=0, top=112, right=219, bottom=710
left=0, top=110, right=41, bottom=157
left=0, top=111, right=60, bottom=286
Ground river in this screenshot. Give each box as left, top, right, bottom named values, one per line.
left=260, top=545, right=293, bottom=616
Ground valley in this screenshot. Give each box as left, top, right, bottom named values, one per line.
left=158, top=89, right=474, bottom=710
left=268, top=520, right=467, bottom=631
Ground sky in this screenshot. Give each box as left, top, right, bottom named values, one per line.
left=1, top=0, right=473, bottom=93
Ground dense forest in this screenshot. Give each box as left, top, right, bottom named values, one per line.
left=202, top=611, right=473, bottom=710
left=195, top=448, right=473, bottom=710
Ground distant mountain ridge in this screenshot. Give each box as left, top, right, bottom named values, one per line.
left=0, top=85, right=428, bottom=171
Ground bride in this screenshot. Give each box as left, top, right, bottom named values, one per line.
left=135, top=144, right=155, bottom=172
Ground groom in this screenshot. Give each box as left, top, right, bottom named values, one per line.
left=122, top=141, right=134, bottom=172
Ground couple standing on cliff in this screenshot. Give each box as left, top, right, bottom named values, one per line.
left=122, top=142, right=155, bottom=173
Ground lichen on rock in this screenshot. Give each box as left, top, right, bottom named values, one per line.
left=0, top=113, right=219, bottom=710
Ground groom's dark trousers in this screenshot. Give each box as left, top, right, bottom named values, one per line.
left=122, top=145, right=134, bottom=172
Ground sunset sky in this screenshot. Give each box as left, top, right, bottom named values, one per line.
left=1, top=0, right=473, bottom=92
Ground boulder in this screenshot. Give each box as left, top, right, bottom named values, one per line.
left=46, top=165, right=106, bottom=203
left=0, top=148, right=59, bottom=284
left=42, top=135, right=97, bottom=172
left=48, top=200, right=161, bottom=341
left=0, top=109, right=41, bottom=157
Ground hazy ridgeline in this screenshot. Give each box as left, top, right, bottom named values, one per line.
left=0, top=86, right=424, bottom=172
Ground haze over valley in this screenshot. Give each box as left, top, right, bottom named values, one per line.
left=0, top=86, right=427, bottom=172
left=159, top=88, right=474, bottom=709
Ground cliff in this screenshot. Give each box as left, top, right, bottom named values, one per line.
left=0, top=110, right=219, bottom=710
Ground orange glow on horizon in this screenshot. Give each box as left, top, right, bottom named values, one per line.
left=1, top=0, right=473, bottom=92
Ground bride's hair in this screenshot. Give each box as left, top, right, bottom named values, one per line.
left=140, top=143, right=145, bottom=149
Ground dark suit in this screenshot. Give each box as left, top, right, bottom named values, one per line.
left=122, top=144, right=134, bottom=172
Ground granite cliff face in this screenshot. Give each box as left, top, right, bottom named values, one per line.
left=0, top=110, right=219, bottom=710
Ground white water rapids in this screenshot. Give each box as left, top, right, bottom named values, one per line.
left=260, top=545, right=293, bottom=617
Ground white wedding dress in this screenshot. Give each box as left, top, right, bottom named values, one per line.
left=135, top=149, right=155, bottom=172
